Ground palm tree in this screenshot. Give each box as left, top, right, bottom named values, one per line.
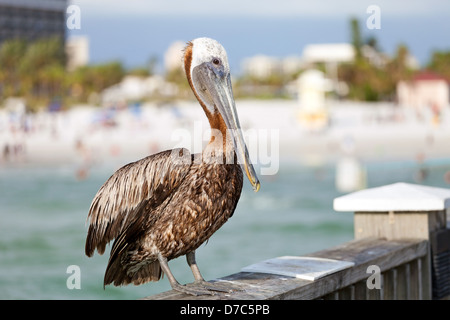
left=19, top=37, right=65, bottom=99
left=428, top=51, right=450, bottom=80
left=0, top=39, right=27, bottom=98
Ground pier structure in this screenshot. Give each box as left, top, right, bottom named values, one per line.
left=146, top=182, right=450, bottom=300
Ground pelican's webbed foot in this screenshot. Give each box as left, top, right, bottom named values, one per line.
left=158, top=253, right=217, bottom=296
left=184, top=251, right=245, bottom=295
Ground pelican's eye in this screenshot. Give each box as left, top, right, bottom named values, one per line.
left=212, top=58, right=221, bottom=66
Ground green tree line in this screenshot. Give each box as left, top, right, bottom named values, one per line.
left=0, top=37, right=125, bottom=111
left=1, top=29, right=449, bottom=109
left=338, top=18, right=450, bottom=101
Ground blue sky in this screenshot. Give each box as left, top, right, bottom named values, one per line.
left=68, top=0, right=450, bottom=72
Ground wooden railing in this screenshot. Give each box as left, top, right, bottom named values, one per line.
left=145, top=183, right=450, bottom=300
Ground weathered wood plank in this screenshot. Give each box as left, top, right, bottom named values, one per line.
left=322, top=292, right=338, bottom=300
left=420, top=249, right=432, bottom=300
left=353, top=280, right=367, bottom=300
left=383, top=269, right=396, bottom=300
left=144, top=238, right=428, bottom=300
left=396, top=264, right=408, bottom=299
left=354, top=212, right=446, bottom=240
left=409, top=259, right=420, bottom=299
left=366, top=282, right=381, bottom=299
left=337, top=286, right=354, bottom=300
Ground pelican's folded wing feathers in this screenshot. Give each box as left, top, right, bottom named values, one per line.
left=85, top=148, right=191, bottom=257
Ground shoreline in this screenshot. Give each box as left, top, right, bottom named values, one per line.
left=1, top=99, right=449, bottom=170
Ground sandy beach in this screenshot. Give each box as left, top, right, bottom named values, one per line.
left=1, top=99, right=449, bottom=172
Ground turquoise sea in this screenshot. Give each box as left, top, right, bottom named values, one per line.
left=1, top=158, right=449, bottom=299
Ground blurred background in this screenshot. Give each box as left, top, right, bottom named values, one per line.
left=0, top=0, right=449, bottom=299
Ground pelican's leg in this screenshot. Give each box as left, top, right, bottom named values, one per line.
left=157, top=253, right=213, bottom=296
left=186, top=251, right=206, bottom=282
left=186, top=251, right=244, bottom=294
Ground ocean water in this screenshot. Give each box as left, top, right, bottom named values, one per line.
left=1, top=158, right=449, bottom=300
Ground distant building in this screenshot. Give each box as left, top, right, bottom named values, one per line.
left=280, top=56, right=304, bottom=76
left=241, top=55, right=281, bottom=79
left=302, top=43, right=355, bottom=64
left=301, top=43, right=355, bottom=94
left=164, top=41, right=185, bottom=73
left=301, top=43, right=419, bottom=98
left=0, top=0, right=67, bottom=44
left=241, top=54, right=304, bottom=79
left=397, top=71, right=449, bottom=113
left=66, top=36, right=89, bottom=71
left=101, top=75, right=179, bottom=104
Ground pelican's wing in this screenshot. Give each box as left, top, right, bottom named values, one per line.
left=85, top=148, right=192, bottom=257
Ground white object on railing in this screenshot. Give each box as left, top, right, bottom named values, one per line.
left=241, top=256, right=355, bottom=281
left=333, top=182, right=449, bottom=240
left=334, top=182, right=450, bottom=212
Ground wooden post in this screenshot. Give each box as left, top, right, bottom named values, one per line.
left=334, top=182, right=450, bottom=299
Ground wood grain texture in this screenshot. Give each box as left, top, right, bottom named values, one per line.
left=145, top=238, right=430, bottom=300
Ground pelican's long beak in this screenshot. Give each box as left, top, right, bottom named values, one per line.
left=214, top=74, right=260, bottom=192
left=192, top=63, right=260, bottom=192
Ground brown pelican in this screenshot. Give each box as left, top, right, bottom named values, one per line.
left=85, top=37, right=260, bottom=296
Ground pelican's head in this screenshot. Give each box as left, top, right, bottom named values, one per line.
left=184, top=37, right=260, bottom=192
